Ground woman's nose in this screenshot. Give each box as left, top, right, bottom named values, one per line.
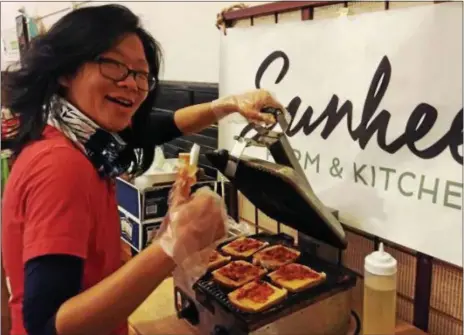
left=116, top=73, right=138, bottom=91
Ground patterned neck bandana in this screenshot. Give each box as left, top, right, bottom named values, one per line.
left=47, top=96, right=131, bottom=178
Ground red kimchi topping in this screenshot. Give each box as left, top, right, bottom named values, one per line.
left=228, top=238, right=263, bottom=253
left=236, top=281, right=275, bottom=303
left=260, top=246, right=298, bottom=262
left=275, top=264, right=320, bottom=281
left=219, top=262, right=260, bottom=282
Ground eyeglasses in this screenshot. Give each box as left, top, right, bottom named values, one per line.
left=94, top=56, right=156, bottom=92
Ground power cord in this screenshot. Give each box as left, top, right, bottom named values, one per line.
left=351, top=310, right=361, bottom=335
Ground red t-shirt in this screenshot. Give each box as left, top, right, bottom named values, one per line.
left=2, top=126, right=127, bottom=335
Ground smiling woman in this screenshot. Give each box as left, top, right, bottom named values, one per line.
left=3, top=4, right=165, bottom=176
left=1, top=4, right=286, bottom=335
left=60, top=34, right=155, bottom=132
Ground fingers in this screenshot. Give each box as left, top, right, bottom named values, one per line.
left=211, top=88, right=285, bottom=125
left=188, top=188, right=227, bottom=232
left=161, top=187, right=228, bottom=263
left=241, top=89, right=284, bottom=125
left=191, top=187, right=225, bottom=207
left=259, top=90, right=286, bottom=114
left=248, top=111, right=276, bottom=125
left=173, top=187, right=226, bottom=225
left=168, top=169, right=195, bottom=209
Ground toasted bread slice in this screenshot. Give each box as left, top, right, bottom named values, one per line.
left=208, top=250, right=232, bottom=270
left=228, top=280, right=288, bottom=313
left=252, top=245, right=301, bottom=270
left=269, top=263, right=326, bottom=293
left=212, top=260, right=267, bottom=289
left=221, top=237, right=268, bottom=259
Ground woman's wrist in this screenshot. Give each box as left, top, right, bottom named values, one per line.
left=147, top=240, right=176, bottom=270
left=210, top=96, right=237, bottom=120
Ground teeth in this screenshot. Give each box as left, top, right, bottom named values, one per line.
left=108, top=96, right=133, bottom=107
left=115, top=98, right=131, bottom=105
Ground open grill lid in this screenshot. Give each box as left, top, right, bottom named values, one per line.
left=206, top=107, right=347, bottom=249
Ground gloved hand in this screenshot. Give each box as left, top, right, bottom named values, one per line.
left=211, top=89, right=285, bottom=124
left=157, top=186, right=228, bottom=267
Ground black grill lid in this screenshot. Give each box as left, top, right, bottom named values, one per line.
left=206, top=149, right=347, bottom=249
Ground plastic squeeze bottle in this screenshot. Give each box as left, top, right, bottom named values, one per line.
left=363, top=242, right=397, bottom=335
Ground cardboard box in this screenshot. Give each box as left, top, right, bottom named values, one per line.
left=116, top=177, right=218, bottom=252
left=120, top=209, right=162, bottom=251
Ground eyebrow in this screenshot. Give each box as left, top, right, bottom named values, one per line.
left=109, top=49, right=148, bottom=68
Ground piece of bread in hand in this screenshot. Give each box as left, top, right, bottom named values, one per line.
left=268, top=263, right=326, bottom=293
left=228, top=280, right=288, bottom=313
left=212, top=260, right=267, bottom=289
left=252, top=245, right=301, bottom=270
left=208, top=250, right=231, bottom=270
left=221, top=237, right=268, bottom=259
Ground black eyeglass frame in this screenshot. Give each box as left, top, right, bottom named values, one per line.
left=94, top=56, right=157, bottom=92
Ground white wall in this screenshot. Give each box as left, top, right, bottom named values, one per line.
left=1, top=1, right=270, bottom=82
left=1, top=2, right=73, bottom=31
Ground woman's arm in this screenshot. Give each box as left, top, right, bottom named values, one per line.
left=23, top=244, right=174, bottom=335
left=31, top=191, right=225, bottom=335
left=173, top=89, right=283, bottom=135
left=20, top=148, right=176, bottom=335
left=127, top=90, right=281, bottom=147
left=123, top=103, right=217, bottom=148
left=55, top=242, right=175, bottom=335
left=56, top=190, right=226, bottom=335
left=174, top=102, right=217, bottom=135
left=23, top=255, right=84, bottom=334
left=19, top=147, right=225, bottom=335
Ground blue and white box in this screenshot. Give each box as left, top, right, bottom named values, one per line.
left=116, top=176, right=217, bottom=251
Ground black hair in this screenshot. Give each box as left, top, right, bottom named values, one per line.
left=2, top=4, right=162, bottom=175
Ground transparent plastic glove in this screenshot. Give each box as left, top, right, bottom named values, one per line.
left=211, top=89, right=285, bottom=124
left=157, top=187, right=229, bottom=282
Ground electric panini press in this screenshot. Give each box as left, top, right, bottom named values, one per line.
left=173, top=108, right=358, bottom=335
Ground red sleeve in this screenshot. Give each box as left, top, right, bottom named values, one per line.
left=22, top=147, right=94, bottom=263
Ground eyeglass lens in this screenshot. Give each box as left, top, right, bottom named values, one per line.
left=99, top=61, right=154, bottom=91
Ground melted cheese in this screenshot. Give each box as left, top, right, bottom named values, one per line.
left=270, top=271, right=326, bottom=292
left=275, top=277, right=313, bottom=289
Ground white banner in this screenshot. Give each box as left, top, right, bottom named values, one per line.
left=219, top=4, right=463, bottom=266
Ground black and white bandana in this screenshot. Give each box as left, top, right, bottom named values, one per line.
left=47, top=96, right=131, bottom=178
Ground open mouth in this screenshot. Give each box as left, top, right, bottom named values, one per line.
left=105, top=96, right=134, bottom=108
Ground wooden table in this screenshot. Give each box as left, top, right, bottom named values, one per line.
left=128, top=278, right=428, bottom=335
left=128, top=278, right=192, bottom=335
